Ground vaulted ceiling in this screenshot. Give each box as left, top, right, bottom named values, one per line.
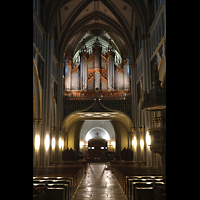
left=46, top=0, right=148, bottom=63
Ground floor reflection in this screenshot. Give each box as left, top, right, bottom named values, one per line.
left=72, top=163, right=127, bottom=200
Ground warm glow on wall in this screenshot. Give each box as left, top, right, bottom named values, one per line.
left=111, top=141, right=115, bottom=148
left=59, top=138, right=64, bottom=149
left=80, top=141, right=84, bottom=148
left=132, top=136, right=137, bottom=149
left=146, top=132, right=151, bottom=148
left=140, top=139, right=144, bottom=149
left=45, top=135, right=50, bottom=150
left=35, top=135, right=40, bottom=150
left=52, top=138, right=55, bottom=149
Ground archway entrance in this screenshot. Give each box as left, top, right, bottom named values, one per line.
left=61, top=98, right=134, bottom=161
left=79, top=120, right=115, bottom=162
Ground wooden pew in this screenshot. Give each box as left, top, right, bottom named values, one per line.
left=131, top=182, right=165, bottom=200
left=33, top=161, right=87, bottom=200
left=126, top=177, right=164, bottom=198
left=110, top=161, right=162, bottom=191
left=46, top=188, right=65, bottom=200
left=110, top=161, right=164, bottom=200
left=153, top=181, right=166, bottom=200
left=33, top=179, right=71, bottom=200
left=134, top=187, right=153, bottom=200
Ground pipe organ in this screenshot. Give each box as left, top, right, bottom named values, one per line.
left=64, top=37, right=130, bottom=97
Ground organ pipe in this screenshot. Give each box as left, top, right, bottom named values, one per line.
left=106, top=51, right=115, bottom=90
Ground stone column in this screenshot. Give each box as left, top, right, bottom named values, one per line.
left=42, top=33, right=53, bottom=166
left=33, top=118, right=42, bottom=166
left=64, top=132, right=68, bottom=149
left=130, top=64, right=136, bottom=124
left=131, top=128, right=137, bottom=161
left=58, top=127, right=64, bottom=162
left=57, top=61, right=64, bottom=162
left=141, top=33, right=154, bottom=165
left=50, top=126, right=57, bottom=163
left=128, top=132, right=133, bottom=150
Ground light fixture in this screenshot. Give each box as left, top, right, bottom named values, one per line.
left=52, top=138, right=55, bottom=149
left=140, top=139, right=144, bottom=149
left=45, top=135, right=50, bottom=150
left=132, top=136, right=137, bottom=149
left=111, top=141, right=115, bottom=148
left=146, top=132, right=151, bottom=148
left=80, top=141, right=84, bottom=148
left=62, top=140, right=64, bottom=149
left=35, top=135, right=40, bottom=150
left=59, top=138, right=64, bottom=149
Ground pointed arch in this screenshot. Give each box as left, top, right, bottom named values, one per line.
left=51, top=85, right=57, bottom=127
left=33, top=58, right=42, bottom=119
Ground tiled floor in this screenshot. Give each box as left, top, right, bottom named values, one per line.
left=72, top=163, right=127, bottom=200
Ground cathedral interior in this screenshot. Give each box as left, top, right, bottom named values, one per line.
left=33, top=0, right=166, bottom=199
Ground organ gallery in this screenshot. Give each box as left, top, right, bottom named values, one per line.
left=64, top=37, right=130, bottom=98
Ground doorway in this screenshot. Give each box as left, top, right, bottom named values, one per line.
left=87, top=139, right=107, bottom=162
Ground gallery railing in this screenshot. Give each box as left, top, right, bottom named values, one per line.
left=63, top=94, right=132, bottom=119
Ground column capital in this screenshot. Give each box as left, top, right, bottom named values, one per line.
left=79, top=52, right=89, bottom=58
left=44, top=33, right=54, bottom=40
left=132, top=127, right=136, bottom=132
left=138, top=126, right=145, bottom=131
left=129, top=63, right=137, bottom=68
left=128, top=132, right=133, bottom=136
left=106, top=51, right=115, bottom=58
left=57, top=62, right=64, bottom=68
left=51, top=126, right=57, bottom=131
left=140, top=32, right=150, bottom=40
left=33, top=118, right=42, bottom=124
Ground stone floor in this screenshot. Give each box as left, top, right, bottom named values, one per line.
left=72, top=163, right=127, bottom=200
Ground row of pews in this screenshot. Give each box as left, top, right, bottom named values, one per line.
left=110, top=161, right=166, bottom=200
left=33, top=160, right=87, bottom=200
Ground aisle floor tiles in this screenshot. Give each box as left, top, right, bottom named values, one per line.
left=72, top=163, right=127, bottom=200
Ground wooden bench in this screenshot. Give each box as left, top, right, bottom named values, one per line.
left=33, top=179, right=71, bottom=200
left=33, top=161, right=87, bottom=200
left=46, top=188, right=65, bottom=200
left=126, top=177, right=164, bottom=198
left=110, top=161, right=164, bottom=200
left=134, top=187, right=153, bottom=200
left=131, top=182, right=165, bottom=200
left=110, top=162, right=162, bottom=190
left=153, top=181, right=166, bottom=200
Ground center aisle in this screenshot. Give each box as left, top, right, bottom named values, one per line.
left=72, top=163, right=127, bottom=200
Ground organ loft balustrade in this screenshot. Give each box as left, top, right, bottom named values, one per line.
left=63, top=92, right=132, bottom=119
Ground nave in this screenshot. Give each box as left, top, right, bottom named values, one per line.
left=33, top=160, right=165, bottom=200
left=72, top=163, right=126, bottom=200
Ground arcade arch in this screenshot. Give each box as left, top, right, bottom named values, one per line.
left=61, top=99, right=134, bottom=159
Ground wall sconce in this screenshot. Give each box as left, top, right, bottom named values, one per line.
left=35, top=135, right=40, bottom=150
left=140, top=139, right=144, bottom=149
left=52, top=138, right=55, bottom=149
left=45, top=135, right=50, bottom=150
